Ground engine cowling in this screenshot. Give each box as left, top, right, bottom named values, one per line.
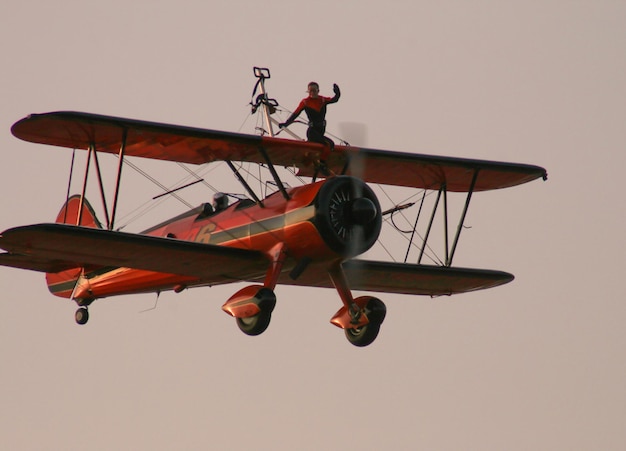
left=313, top=176, right=382, bottom=258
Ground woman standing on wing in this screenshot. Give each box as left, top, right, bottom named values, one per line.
left=279, top=81, right=341, bottom=172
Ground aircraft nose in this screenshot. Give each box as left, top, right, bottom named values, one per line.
left=348, top=197, right=378, bottom=225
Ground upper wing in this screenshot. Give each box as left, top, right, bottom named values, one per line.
left=0, top=224, right=268, bottom=283
left=12, top=111, right=547, bottom=192
left=275, top=259, right=513, bottom=296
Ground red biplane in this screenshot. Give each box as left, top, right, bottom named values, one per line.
left=0, top=68, right=546, bottom=346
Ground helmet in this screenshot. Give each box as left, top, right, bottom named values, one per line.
left=213, top=192, right=229, bottom=211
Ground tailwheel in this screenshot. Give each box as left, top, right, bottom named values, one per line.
left=75, top=307, right=89, bottom=325
left=344, top=297, right=387, bottom=347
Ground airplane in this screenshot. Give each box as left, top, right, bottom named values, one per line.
left=0, top=67, right=547, bottom=347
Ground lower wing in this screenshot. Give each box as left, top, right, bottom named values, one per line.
left=1, top=224, right=512, bottom=297
left=276, top=259, right=513, bottom=296
left=0, top=223, right=268, bottom=284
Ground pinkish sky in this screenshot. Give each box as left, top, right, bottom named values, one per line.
left=1, top=1, right=624, bottom=450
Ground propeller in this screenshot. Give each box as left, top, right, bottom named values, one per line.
left=315, top=176, right=381, bottom=258
left=337, top=122, right=372, bottom=259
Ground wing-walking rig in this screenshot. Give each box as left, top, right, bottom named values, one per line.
left=0, top=67, right=547, bottom=346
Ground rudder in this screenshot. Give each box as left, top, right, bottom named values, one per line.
left=46, top=195, right=103, bottom=298
left=55, top=194, right=103, bottom=228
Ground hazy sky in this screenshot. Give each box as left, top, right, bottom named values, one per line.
left=1, top=1, right=624, bottom=450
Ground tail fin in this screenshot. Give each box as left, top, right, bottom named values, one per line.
left=55, top=194, right=103, bottom=228
left=46, top=195, right=103, bottom=299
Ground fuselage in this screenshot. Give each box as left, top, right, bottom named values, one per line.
left=147, top=180, right=331, bottom=260
left=46, top=176, right=382, bottom=302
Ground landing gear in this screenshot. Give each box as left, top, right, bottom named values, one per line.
left=225, top=243, right=285, bottom=337
left=75, top=307, right=89, bottom=325
left=343, top=297, right=387, bottom=347
left=223, top=286, right=277, bottom=337
left=73, top=297, right=94, bottom=325
left=328, top=264, right=387, bottom=347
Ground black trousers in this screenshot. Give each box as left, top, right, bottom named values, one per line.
left=307, top=125, right=334, bottom=160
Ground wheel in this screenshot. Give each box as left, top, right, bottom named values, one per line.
left=236, top=309, right=272, bottom=336
left=345, top=323, right=381, bottom=347
left=235, top=287, right=275, bottom=336
left=75, top=307, right=89, bottom=325
left=344, top=297, right=386, bottom=347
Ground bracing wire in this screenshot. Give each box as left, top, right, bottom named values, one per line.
left=375, top=185, right=444, bottom=266
left=114, top=161, right=214, bottom=230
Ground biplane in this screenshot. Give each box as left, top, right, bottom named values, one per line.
left=0, top=68, right=546, bottom=347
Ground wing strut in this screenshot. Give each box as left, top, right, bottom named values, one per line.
left=76, top=143, right=93, bottom=226
left=63, top=149, right=76, bottom=224
left=418, top=185, right=444, bottom=265
left=258, top=146, right=290, bottom=200
left=225, top=160, right=264, bottom=207
left=447, top=169, right=478, bottom=266
left=412, top=168, right=479, bottom=267
left=110, top=129, right=127, bottom=231
left=73, top=130, right=127, bottom=231
left=443, top=184, right=450, bottom=265
left=404, top=190, right=427, bottom=264
left=91, top=142, right=111, bottom=229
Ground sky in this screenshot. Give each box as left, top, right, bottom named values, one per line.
left=1, top=1, right=625, bottom=450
